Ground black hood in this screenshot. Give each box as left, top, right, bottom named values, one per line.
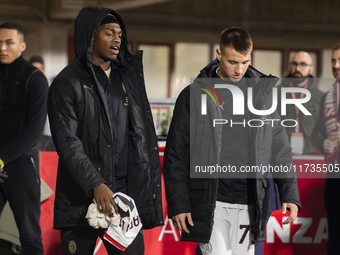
left=74, top=6, right=129, bottom=66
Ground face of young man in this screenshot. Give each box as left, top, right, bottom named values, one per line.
left=288, top=52, right=313, bottom=78
left=331, top=49, right=340, bottom=79
left=0, top=28, right=26, bottom=65
left=216, top=46, right=251, bottom=83
left=91, top=23, right=122, bottom=70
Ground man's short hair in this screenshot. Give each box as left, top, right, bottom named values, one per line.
left=29, top=55, right=44, bottom=66
left=332, top=43, right=340, bottom=53
left=220, top=27, right=253, bottom=55
left=0, top=22, right=25, bottom=39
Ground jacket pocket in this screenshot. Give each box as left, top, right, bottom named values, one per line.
left=188, top=179, right=213, bottom=219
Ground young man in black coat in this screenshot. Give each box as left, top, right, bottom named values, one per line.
left=48, top=6, right=163, bottom=255
left=164, top=27, right=300, bottom=255
left=0, top=22, right=48, bottom=255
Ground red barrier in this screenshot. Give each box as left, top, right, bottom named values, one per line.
left=40, top=152, right=63, bottom=255
left=40, top=152, right=328, bottom=255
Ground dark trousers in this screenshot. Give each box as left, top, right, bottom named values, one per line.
left=325, top=178, right=340, bottom=255
left=60, top=227, right=144, bottom=255
left=0, top=151, right=43, bottom=255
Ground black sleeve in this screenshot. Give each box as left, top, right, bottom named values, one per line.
left=163, top=87, right=192, bottom=218
left=270, top=108, right=301, bottom=210
left=312, top=93, right=327, bottom=154
left=48, top=78, right=105, bottom=196
left=0, top=70, right=48, bottom=164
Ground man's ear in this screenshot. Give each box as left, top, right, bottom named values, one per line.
left=20, top=41, right=26, bottom=53
left=216, top=48, right=221, bottom=61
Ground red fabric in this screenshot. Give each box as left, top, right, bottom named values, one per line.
left=40, top=152, right=63, bottom=255
left=103, top=232, right=126, bottom=251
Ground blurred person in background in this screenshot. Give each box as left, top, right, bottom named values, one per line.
left=278, top=51, right=323, bottom=154
left=277, top=51, right=323, bottom=154
left=29, top=55, right=44, bottom=72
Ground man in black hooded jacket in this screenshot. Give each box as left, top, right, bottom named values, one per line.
left=48, top=6, right=163, bottom=255
left=164, top=27, right=301, bottom=255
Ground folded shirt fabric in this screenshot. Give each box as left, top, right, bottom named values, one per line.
left=86, top=192, right=142, bottom=251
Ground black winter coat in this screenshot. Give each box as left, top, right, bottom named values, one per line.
left=48, top=6, right=163, bottom=229
left=163, top=59, right=301, bottom=242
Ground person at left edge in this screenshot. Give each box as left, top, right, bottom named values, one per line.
left=48, top=6, right=163, bottom=255
left=0, top=22, right=48, bottom=255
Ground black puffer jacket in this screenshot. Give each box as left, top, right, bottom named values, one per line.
left=163, top=59, right=301, bottom=242
left=48, top=6, right=163, bottom=229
